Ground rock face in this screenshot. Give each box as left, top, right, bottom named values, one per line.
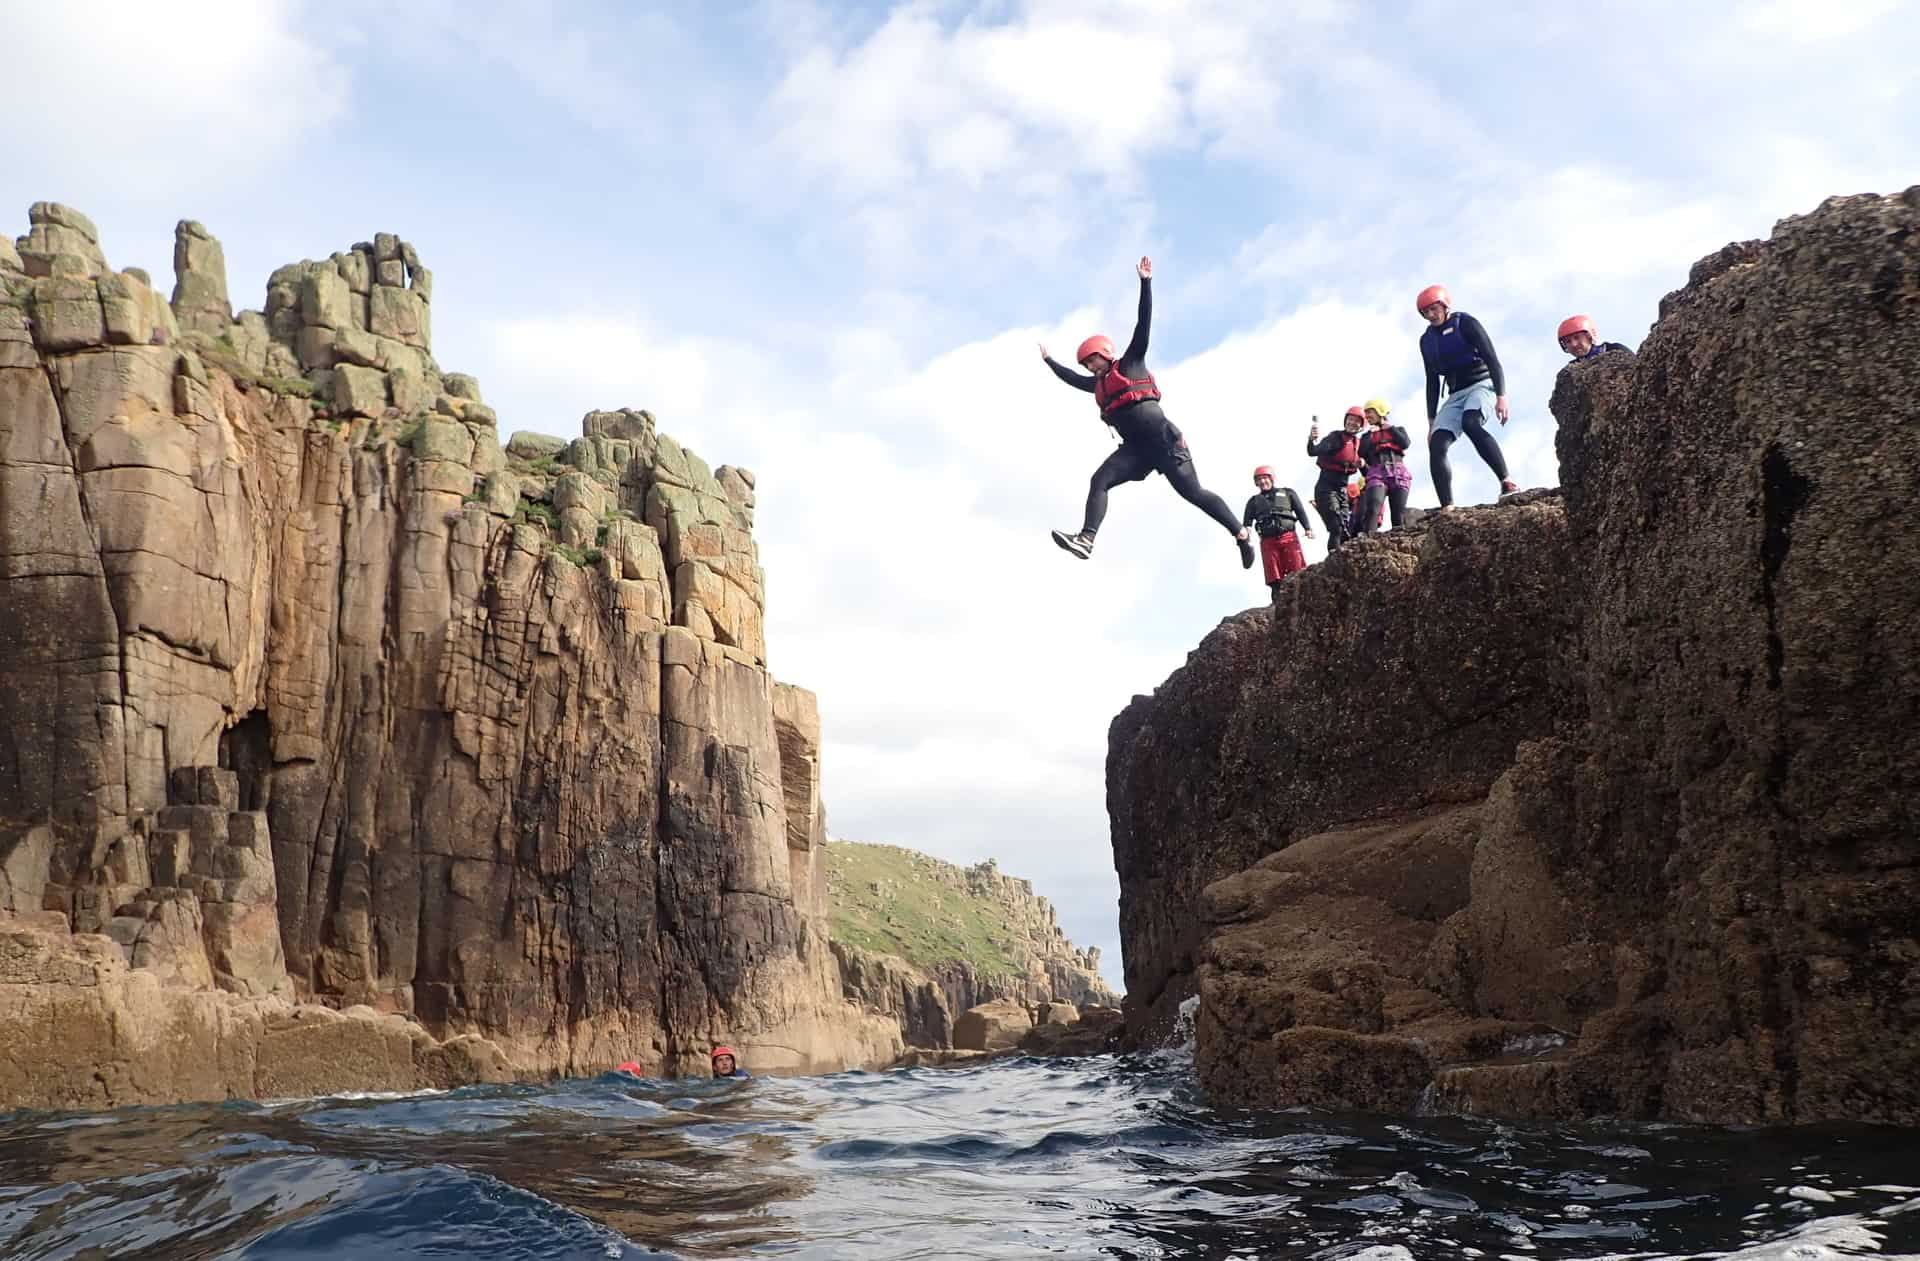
left=1110, top=189, right=1920, bottom=1125
left=1110, top=494, right=1576, bottom=1042
left=0, top=204, right=897, bottom=1107
left=825, top=841, right=1118, bottom=1049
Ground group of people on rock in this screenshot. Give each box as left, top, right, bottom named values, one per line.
left=1040, top=259, right=1630, bottom=600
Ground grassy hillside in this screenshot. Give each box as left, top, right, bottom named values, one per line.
left=824, top=842, right=1022, bottom=980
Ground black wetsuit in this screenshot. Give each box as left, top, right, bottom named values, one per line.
left=1306, top=429, right=1363, bottom=549
left=1420, top=312, right=1511, bottom=507
left=1243, top=487, right=1308, bottom=537
left=1357, top=425, right=1413, bottom=532
left=1046, top=279, right=1241, bottom=538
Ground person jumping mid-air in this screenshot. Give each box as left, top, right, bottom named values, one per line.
left=1416, top=285, right=1520, bottom=508
left=1041, top=257, right=1254, bottom=569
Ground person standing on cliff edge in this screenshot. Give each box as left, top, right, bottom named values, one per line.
left=1040, top=257, right=1256, bottom=569
left=1243, top=465, right=1314, bottom=600
left=1356, top=399, right=1414, bottom=533
left=1417, top=285, right=1521, bottom=508
left=1306, top=408, right=1367, bottom=550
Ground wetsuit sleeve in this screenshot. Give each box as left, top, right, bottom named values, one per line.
left=1358, top=433, right=1376, bottom=462
left=1243, top=495, right=1258, bottom=528
left=1307, top=433, right=1339, bottom=458
left=1389, top=425, right=1410, bottom=449
left=1123, top=278, right=1151, bottom=361
left=1286, top=489, right=1309, bottom=524
left=1458, top=314, right=1506, bottom=395
left=1044, top=356, right=1097, bottom=392
left=1422, top=338, right=1441, bottom=420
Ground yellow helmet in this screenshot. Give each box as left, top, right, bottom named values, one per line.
left=1365, top=397, right=1391, bottom=417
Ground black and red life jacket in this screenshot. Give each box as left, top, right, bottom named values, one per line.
left=1094, top=367, right=1161, bottom=418
left=1317, top=432, right=1362, bottom=475
left=1367, top=427, right=1405, bottom=463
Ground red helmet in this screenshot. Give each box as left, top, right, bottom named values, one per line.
left=1557, top=314, right=1596, bottom=341
left=711, top=1045, right=736, bottom=1062
left=616, top=1060, right=643, bottom=1075
left=1416, top=284, right=1450, bottom=314
left=1252, top=465, right=1274, bottom=482
left=1344, top=406, right=1366, bottom=421
left=1075, top=335, right=1116, bottom=365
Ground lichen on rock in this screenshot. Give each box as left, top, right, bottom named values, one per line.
left=0, top=204, right=896, bottom=1107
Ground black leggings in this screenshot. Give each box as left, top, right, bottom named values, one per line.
left=1312, top=472, right=1351, bottom=550
left=1428, top=411, right=1509, bottom=507
left=1083, top=443, right=1240, bottom=537
left=1357, top=480, right=1409, bottom=532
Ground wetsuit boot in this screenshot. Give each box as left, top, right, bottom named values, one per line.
left=1237, top=534, right=1255, bottom=569
left=1051, top=529, right=1094, bottom=559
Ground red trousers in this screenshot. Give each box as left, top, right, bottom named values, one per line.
left=1260, top=531, right=1306, bottom=583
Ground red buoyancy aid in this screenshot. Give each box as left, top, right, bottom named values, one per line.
left=1368, top=427, right=1405, bottom=461
left=1094, top=367, right=1161, bottom=418
left=1318, top=433, right=1362, bottom=474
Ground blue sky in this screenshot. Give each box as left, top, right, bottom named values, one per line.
left=6, top=0, right=1916, bottom=988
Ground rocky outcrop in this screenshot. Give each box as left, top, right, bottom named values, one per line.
left=0, top=203, right=898, bottom=1107
left=0, top=920, right=512, bottom=1111
left=1110, top=494, right=1576, bottom=1042
left=825, top=841, right=1117, bottom=1049
left=1111, top=188, right=1920, bottom=1125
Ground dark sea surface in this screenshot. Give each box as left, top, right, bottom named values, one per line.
left=2, top=1045, right=1915, bottom=1260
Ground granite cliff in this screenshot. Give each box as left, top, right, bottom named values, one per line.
left=0, top=203, right=897, bottom=1110
left=1109, top=189, right=1920, bottom=1125
left=826, top=841, right=1116, bottom=1049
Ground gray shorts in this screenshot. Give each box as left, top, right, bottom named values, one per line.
left=1433, top=379, right=1496, bottom=436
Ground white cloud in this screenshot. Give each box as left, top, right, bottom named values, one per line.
left=0, top=0, right=345, bottom=202
left=1741, top=0, right=1900, bottom=38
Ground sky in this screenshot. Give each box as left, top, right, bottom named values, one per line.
left=5, top=0, right=1916, bottom=990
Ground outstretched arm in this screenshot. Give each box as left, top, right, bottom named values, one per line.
left=1040, top=344, right=1097, bottom=392
left=1122, top=257, right=1153, bottom=361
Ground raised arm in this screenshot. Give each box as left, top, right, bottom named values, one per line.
left=1122, top=257, right=1153, bottom=361
left=1039, top=344, right=1097, bottom=392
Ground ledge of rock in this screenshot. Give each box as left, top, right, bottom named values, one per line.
left=1110, top=187, right=1920, bottom=1125
left=1, top=204, right=898, bottom=1107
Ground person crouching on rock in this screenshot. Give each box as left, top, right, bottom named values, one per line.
left=1040, top=256, right=1255, bottom=570
left=1556, top=314, right=1631, bottom=361
left=1417, top=285, right=1520, bottom=508
left=711, top=1045, right=750, bottom=1079
left=1306, top=408, right=1366, bottom=550
left=1357, top=398, right=1414, bottom=533
left=1244, top=465, right=1314, bottom=600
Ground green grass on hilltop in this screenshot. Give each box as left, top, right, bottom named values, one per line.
left=825, top=841, right=1021, bottom=981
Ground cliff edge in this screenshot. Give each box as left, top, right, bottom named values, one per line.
left=1108, top=188, right=1920, bottom=1125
